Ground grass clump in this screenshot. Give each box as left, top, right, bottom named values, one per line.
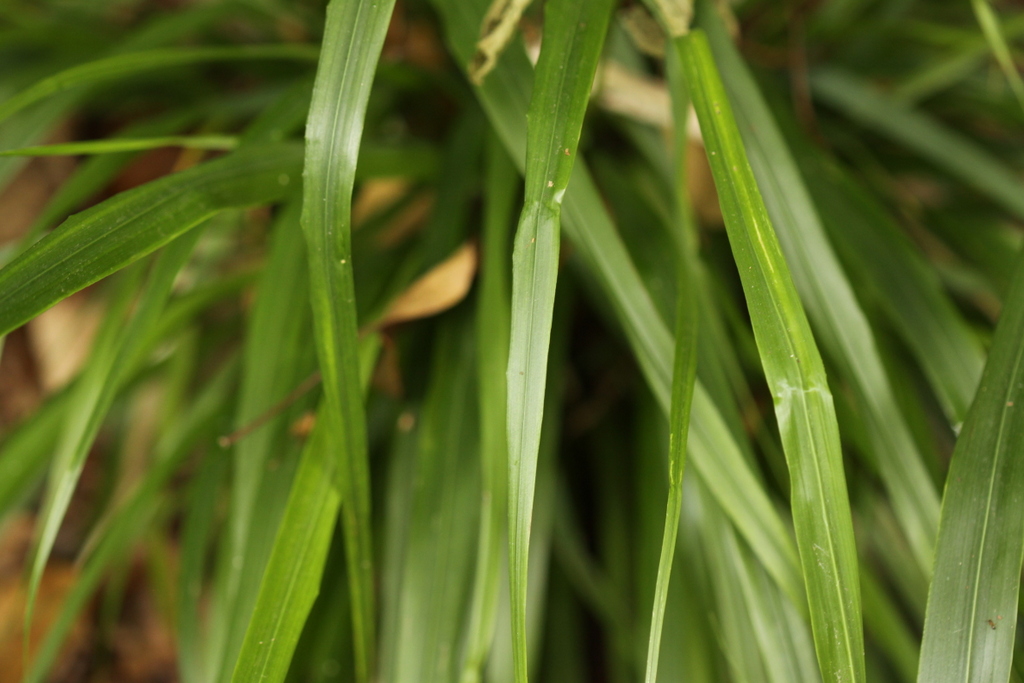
left=0, top=1, right=1023, bottom=682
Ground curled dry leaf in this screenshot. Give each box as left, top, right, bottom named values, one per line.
left=375, top=241, right=478, bottom=328
left=468, top=0, right=535, bottom=84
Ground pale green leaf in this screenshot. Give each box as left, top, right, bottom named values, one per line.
left=505, top=1, right=614, bottom=681
left=679, top=29, right=864, bottom=682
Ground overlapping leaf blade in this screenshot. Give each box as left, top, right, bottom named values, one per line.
left=229, top=338, right=378, bottom=683
left=228, top=406, right=340, bottom=683
left=25, top=360, right=238, bottom=683
left=697, top=4, right=939, bottom=575
left=430, top=0, right=803, bottom=612
left=388, top=310, right=480, bottom=683
left=679, top=29, right=864, bottom=682
left=0, top=142, right=303, bottom=337
left=25, top=229, right=201, bottom=646
left=210, top=201, right=315, bottom=683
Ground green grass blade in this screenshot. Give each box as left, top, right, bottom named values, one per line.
left=488, top=288, right=569, bottom=683
left=300, top=1, right=396, bottom=679
left=179, top=450, right=229, bottom=683
left=431, top=0, right=803, bottom=610
left=378, top=410, right=420, bottom=683
left=679, top=30, right=864, bottom=683
left=17, top=109, right=205, bottom=249
left=893, top=14, right=1024, bottom=103
left=389, top=310, right=481, bottom=683
left=209, top=200, right=315, bottom=683
left=25, top=359, right=238, bottom=683
left=461, top=133, right=516, bottom=683
left=0, top=142, right=303, bottom=337
left=810, top=68, right=1024, bottom=222
left=228, top=409, right=340, bottom=683
left=969, top=0, right=1024, bottom=114
left=0, top=44, right=318, bottom=127
left=24, top=229, right=202, bottom=650
left=794, top=156, right=985, bottom=425
left=917, top=251, right=1024, bottom=682
left=0, top=135, right=239, bottom=156
left=230, top=338, right=378, bottom=683
left=505, top=1, right=614, bottom=681
left=697, top=6, right=940, bottom=574
left=860, top=566, right=919, bottom=682
left=0, top=3, right=240, bottom=192
left=644, top=44, right=699, bottom=683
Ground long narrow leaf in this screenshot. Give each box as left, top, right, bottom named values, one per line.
left=680, top=30, right=864, bottom=683
left=210, top=201, right=315, bottom=683
left=389, top=309, right=481, bottom=683
left=228, top=408, right=339, bottom=683
left=229, top=338, right=379, bottom=683
left=25, top=229, right=202, bottom=647
left=918, top=251, right=1024, bottom=681
left=697, top=5, right=940, bottom=574
left=0, top=45, right=318, bottom=127
left=461, top=133, right=516, bottom=683
left=505, top=1, right=613, bottom=681
left=0, top=142, right=303, bottom=337
left=25, top=359, right=238, bottom=683
left=799, top=159, right=984, bottom=425
left=300, top=1, right=396, bottom=679
left=0, top=135, right=239, bottom=157
left=643, top=40, right=699, bottom=683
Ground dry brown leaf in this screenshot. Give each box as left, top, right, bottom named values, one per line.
left=27, top=292, right=103, bottom=394
left=289, top=411, right=317, bottom=439
left=353, top=178, right=410, bottom=226
left=375, top=241, right=478, bottom=328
